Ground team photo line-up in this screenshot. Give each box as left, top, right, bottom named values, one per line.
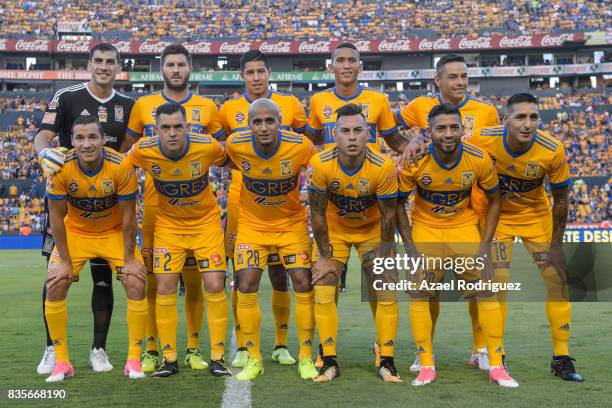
left=33, top=40, right=582, bottom=387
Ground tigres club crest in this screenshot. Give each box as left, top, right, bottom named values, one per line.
left=462, top=171, right=475, bottom=188
left=463, top=115, right=475, bottom=136
left=190, top=161, right=202, bottom=177
left=525, top=161, right=540, bottom=177
left=102, top=179, right=114, bottom=194
left=358, top=179, right=370, bottom=194
left=191, top=109, right=201, bottom=123
left=280, top=159, right=292, bottom=176
left=359, top=104, right=370, bottom=119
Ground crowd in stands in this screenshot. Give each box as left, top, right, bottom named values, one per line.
left=1, top=0, right=609, bottom=40
left=0, top=97, right=47, bottom=114
left=0, top=89, right=609, bottom=233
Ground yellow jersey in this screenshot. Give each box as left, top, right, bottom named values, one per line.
left=307, top=86, right=397, bottom=147
left=219, top=90, right=307, bottom=205
left=396, top=93, right=499, bottom=139
left=468, top=125, right=572, bottom=225
left=225, top=129, right=316, bottom=232
left=46, top=147, right=138, bottom=237
left=399, top=142, right=499, bottom=228
left=125, top=134, right=228, bottom=233
left=308, top=147, right=398, bottom=230
left=126, top=91, right=224, bottom=205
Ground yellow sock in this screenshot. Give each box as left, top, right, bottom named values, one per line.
left=314, top=286, right=338, bottom=357
left=468, top=301, right=487, bottom=351
left=376, top=298, right=398, bottom=357
left=271, top=290, right=291, bottom=347
left=156, top=293, right=178, bottom=362
left=368, top=300, right=378, bottom=321
left=145, top=273, right=158, bottom=352
left=409, top=299, right=434, bottom=366
left=429, top=299, right=440, bottom=340
left=546, top=301, right=571, bottom=356
left=45, top=299, right=69, bottom=362
left=334, top=284, right=340, bottom=305
left=206, top=291, right=228, bottom=361
left=127, top=298, right=148, bottom=360
left=476, top=299, right=504, bottom=366
left=231, top=290, right=244, bottom=348
left=499, top=299, right=508, bottom=353
left=183, top=270, right=204, bottom=349
left=294, top=290, right=315, bottom=359
left=237, top=291, right=261, bottom=361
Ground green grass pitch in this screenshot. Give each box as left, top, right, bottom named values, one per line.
left=0, top=249, right=610, bottom=408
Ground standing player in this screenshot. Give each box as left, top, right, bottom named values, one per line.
left=396, top=104, right=518, bottom=387
left=35, top=43, right=134, bottom=374
left=305, top=41, right=407, bottom=367
left=126, top=103, right=230, bottom=378
left=308, top=104, right=400, bottom=383
left=225, top=99, right=318, bottom=381
left=44, top=116, right=147, bottom=382
left=121, top=43, right=224, bottom=373
left=396, top=54, right=501, bottom=371
left=219, top=50, right=307, bottom=368
left=468, top=93, right=582, bottom=381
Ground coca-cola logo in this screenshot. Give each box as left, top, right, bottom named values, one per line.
left=219, top=42, right=252, bottom=54
left=541, top=34, right=574, bottom=47
left=139, top=41, right=170, bottom=54
left=377, top=39, right=411, bottom=52
left=56, top=40, right=91, bottom=53
left=112, top=41, right=132, bottom=54
left=417, top=38, right=451, bottom=51
left=298, top=41, right=330, bottom=53
left=353, top=40, right=372, bottom=52
left=498, top=35, right=533, bottom=48
left=184, top=41, right=213, bottom=54
left=458, top=37, right=492, bottom=49
left=16, top=39, right=50, bottom=52
left=258, top=41, right=292, bottom=54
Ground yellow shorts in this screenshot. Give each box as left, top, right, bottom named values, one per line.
left=234, top=225, right=311, bottom=271
left=153, top=229, right=226, bottom=274
left=411, top=223, right=483, bottom=288
left=312, top=222, right=379, bottom=265
left=144, top=205, right=198, bottom=274
left=48, top=230, right=143, bottom=282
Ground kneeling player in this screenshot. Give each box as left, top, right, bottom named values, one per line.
left=226, top=99, right=318, bottom=381
left=45, top=116, right=147, bottom=382
left=308, top=104, right=401, bottom=383
left=126, top=103, right=230, bottom=378
left=468, top=93, right=582, bottom=381
left=397, top=104, right=518, bottom=387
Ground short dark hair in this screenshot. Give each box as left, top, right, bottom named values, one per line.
left=161, top=43, right=192, bottom=67
left=155, top=102, right=186, bottom=122
left=435, top=54, right=466, bottom=74
left=89, top=42, right=120, bottom=62
left=427, top=103, right=462, bottom=126
left=335, top=103, right=366, bottom=123
left=72, top=115, right=104, bottom=136
left=332, top=42, right=360, bottom=61
left=240, top=50, right=270, bottom=73
left=507, top=93, right=539, bottom=110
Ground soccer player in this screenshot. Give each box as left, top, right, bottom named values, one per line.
left=44, top=116, right=146, bottom=382
left=308, top=103, right=400, bottom=383
left=305, top=41, right=407, bottom=367
left=225, top=99, right=318, bottom=381
left=125, top=102, right=230, bottom=378
left=397, top=104, right=518, bottom=387
left=396, top=54, right=500, bottom=371
left=468, top=93, right=583, bottom=382
left=219, top=50, right=307, bottom=367
left=122, top=43, right=224, bottom=373
left=35, top=43, right=134, bottom=374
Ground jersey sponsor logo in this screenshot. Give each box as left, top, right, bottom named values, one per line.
left=416, top=185, right=471, bottom=207
left=167, top=198, right=201, bottom=207
left=69, top=180, right=79, bottom=194
left=330, top=179, right=340, bottom=191
left=114, top=105, right=124, bottom=122
left=190, top=161, right=202, bottom=177
left=429, top=205, right=464, bottom=215
left=235, top=111, right=245, bottom=124
left=284, top=255, right=296, bottom=265
left=151, top=164, right=162, bottom=176
left=241, top=159, right=251, bottom=173
left=192, top=109, right=201, bottom=123
left=68, top=194, right=118, bottom=212
left=525, top=161, right=541, bottom=177
left=79, top=211, right=113, bottom=220
left=211, top=253, right=223, bottom=267
left=98, top=106, right=108, bottom=123
left=328, top=191, right=377, bottom=213
left=420, top=174, right=432, bottom=186
left=461, top=171, right=475, bottom=188
left=199, top=259, right=209, bottom=269
left=323, top=106, right=333, bottom=119
left=280, top=159, right=292, bottom=176
left=498, top=174, right=543, bottom=193
left=253, top=196, right=288, bottom=206
left=358, top=179, right=370, bottom=194
left=242, top=174, right=299, bottom=197
left=102, top=179, right=114, bottom=194
left=153, top=172, right=210, bottom=198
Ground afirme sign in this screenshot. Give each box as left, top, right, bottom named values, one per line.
left=0, top=33, right=591, bottom=55
left=1, top=64, right=609, bottom=82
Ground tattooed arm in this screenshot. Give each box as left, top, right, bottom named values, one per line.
left=551, top=185, right=570, bottom=245
left=382, top=130, right=410, bottom=154
left=377, top=196, right=397, bottom=258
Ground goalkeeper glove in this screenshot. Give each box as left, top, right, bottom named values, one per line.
left=39, top=147, right=69, bottom=177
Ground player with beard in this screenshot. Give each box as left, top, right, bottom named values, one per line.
left=35, top=42, right=134, bottom=375
left=121, top=43, right=225, bottom=374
